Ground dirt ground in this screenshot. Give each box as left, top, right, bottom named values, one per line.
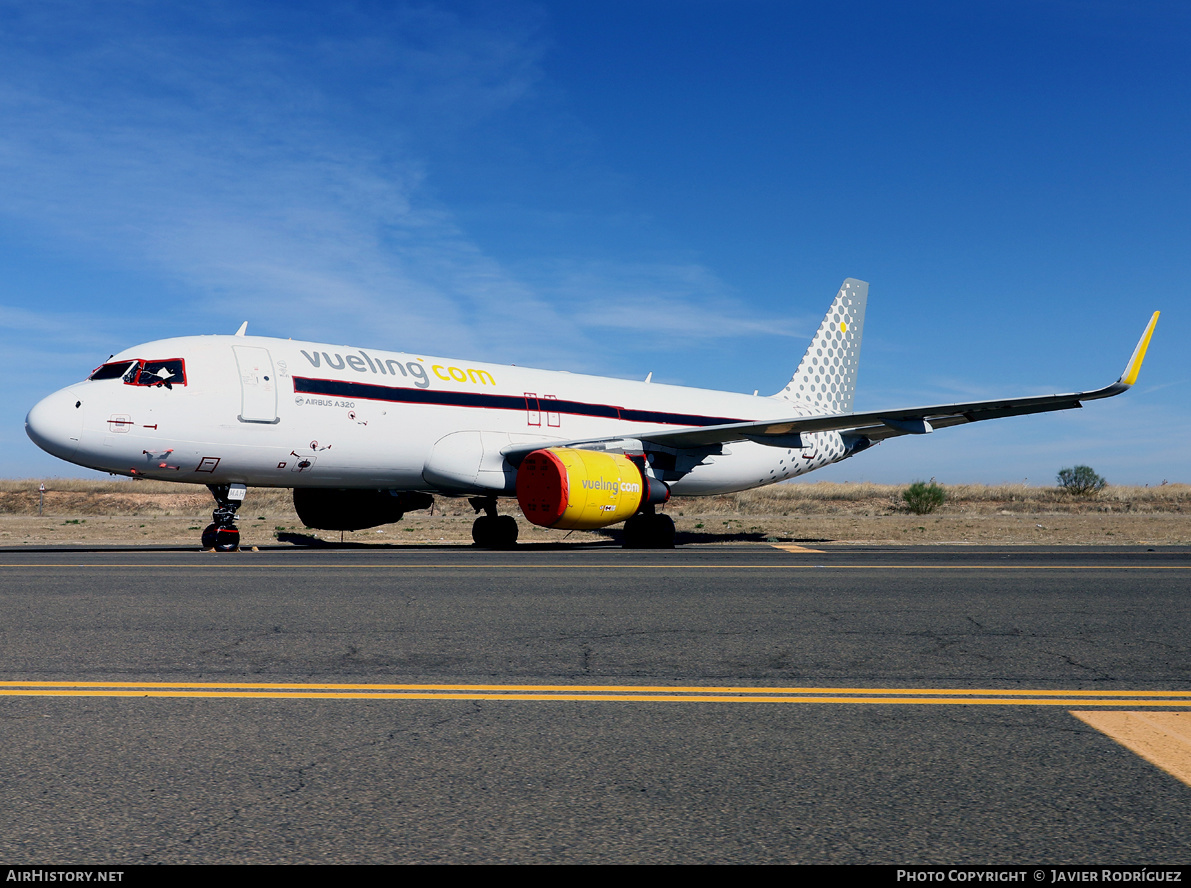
left=2, top=480, right=1188, bottom=548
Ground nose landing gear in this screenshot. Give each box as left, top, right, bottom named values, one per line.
left=469, top=496, right=519, bottom=549
left=202, top=483, right=247, bottom=551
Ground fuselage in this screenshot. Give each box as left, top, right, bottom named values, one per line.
left=26, top=334, right=850, bottom=496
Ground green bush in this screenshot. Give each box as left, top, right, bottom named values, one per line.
left=903, top=481, right=946, bottom=514
left=1057, top=465, right=1106, bottom=496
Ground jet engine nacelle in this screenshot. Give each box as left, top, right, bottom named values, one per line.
left=515, top=448, right=668, bottom=530
left=293, top=488, right=434, bottom=531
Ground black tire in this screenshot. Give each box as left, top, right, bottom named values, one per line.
left=493, top=515, right=519, bottom=549
left=203, top=524, right=240, bottom=552
left=201, top=523, right=219, bottom=549
left=622, top=513, right=675, bottom=549
left=472, top=515, right=493, bottom=547
left=650, top=513, right=676, bottom=549
left=622, top=514, right=648, bottom=549
left=474, top=515, right=518, bottom=548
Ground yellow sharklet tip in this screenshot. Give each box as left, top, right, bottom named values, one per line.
left=1121, top=311, right=1159, bottom=386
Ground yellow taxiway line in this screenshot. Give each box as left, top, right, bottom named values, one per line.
left=9, top=679, right=1190, bottom=786
left=2, top=681, right=1190, bottom=706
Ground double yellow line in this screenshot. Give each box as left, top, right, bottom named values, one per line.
left=3, top=681, right=1191, bottom=705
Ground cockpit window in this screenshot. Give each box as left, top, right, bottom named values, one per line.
left=133, top=359, right=186, bottom=388
left=88, top=361, right=137, bottom=381
left=89, top=358, right=187, bottom=388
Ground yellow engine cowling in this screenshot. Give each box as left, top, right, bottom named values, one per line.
left=516, top=448, right=645, bottom=530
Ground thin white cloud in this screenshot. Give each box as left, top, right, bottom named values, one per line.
left=529, top=259, right=805, bottom=344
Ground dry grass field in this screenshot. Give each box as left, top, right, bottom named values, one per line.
left=1, top=478, right=1188, bottom=548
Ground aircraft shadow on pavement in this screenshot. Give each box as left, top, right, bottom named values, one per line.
left=276, top=531, right=616, bottom=551
left=0, top=531, right=833, bottom=554
left=276, top=530, right=834, bottom=549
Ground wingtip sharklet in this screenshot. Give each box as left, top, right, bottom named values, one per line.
left=1120, top=311, right=1159, bottom=387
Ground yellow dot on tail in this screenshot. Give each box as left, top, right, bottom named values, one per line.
left=840, top=321, right=847, bottom=332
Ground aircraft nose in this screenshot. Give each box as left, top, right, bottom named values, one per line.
left=26, top=388, right=85, bottom=461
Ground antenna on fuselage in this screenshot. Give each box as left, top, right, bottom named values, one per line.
left=234, top=322, right=248, bottom=337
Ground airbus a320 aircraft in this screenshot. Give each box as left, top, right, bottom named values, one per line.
left=26, top=280, right=1158, bottom=550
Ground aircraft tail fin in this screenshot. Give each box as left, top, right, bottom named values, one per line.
left=773, top=278, right=868, bottom=413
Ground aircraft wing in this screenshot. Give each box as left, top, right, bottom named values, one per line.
left=502, top=311, right=1159, bottom=460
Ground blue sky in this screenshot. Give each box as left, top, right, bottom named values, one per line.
left=3, top=0, right=1187, bottom=484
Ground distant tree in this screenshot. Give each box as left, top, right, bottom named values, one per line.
left=1057, top=465, right=1106, bottom=496
left=903, top=480, right=946, bottom=514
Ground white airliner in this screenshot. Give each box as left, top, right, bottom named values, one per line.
left=25, top=280, right=1159, bottom=550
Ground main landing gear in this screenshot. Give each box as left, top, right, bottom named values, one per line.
left=469, top=496, right=519, bottom=549
left=622, top=506, right=676, bottom=549
left=202, top=483, right=246, bottom=551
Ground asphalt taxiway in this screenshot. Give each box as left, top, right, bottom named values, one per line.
left=1, top=544, right=1188, bottom=863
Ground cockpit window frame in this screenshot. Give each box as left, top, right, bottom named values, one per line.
left=131, top=358, right=187, bottom=388
left=89, top=358, right=188, bottom=388
left=87, top=360, right=137, bottom=381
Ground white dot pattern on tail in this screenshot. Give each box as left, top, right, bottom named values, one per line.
left=780, top=279, right=867, bottom=415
